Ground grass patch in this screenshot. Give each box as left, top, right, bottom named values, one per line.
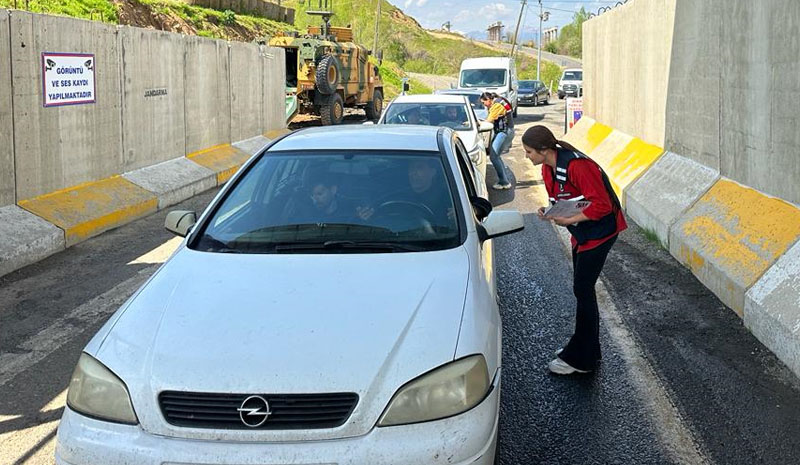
left=0, top=0, right=118, bottom=23
left=376, top=58, right=432, bottom=99
left=642, top=227, right=663, bottom=247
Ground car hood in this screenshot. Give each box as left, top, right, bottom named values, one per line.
left=94, top=245, right=471, bottom=441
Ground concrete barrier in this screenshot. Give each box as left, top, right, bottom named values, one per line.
left=560, top=116, right=613, bottom=155
left=626, top=152, right=719, bottom=247
left=229, top=42, right=264, bottom=142
left=0, top=10, right=14, bottom=206
left=18, top=176, right=158, bottom=247
left=187, top=144, right=251, bottom=185
left=124, top=158, right=216, bottom=209
left=669, top=179, right=800, bottom=316
left=184, top=36, right=231, bottom=155
left=262, top=47, right=286, bottom=136
left=0, top=206, right=65, bottom=276
left=745, top=241, right=800, bottom=379
left=120, top=27, right=186, bottom=172
left=11, top=12, right=124, bottom=200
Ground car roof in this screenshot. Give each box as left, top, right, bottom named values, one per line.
left=269, top=125, right=445, bottom=152
left=435, top=89, right=482, bottom=95
left=388, top=94, right=468, bottom=104
left=460, top=57, right=511, bottom=69
left=563, top=68, right=583, bottom=72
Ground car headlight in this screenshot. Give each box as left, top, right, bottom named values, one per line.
left=67, top=353, right=138, bottom=424
left=378, top=355, right=490, bottom=427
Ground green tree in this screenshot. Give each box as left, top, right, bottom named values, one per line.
left=553, top=7, right=588, bottom=58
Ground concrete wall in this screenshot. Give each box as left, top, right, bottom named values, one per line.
left=186, top=0, right=295, bottom=24
left=229, top=42, right=264, bottom=142
left=1, top=9, right=285, bottom=203
left=585, top=0, right=800, bottom=205
left=0, top=10, right=14, bottom=206
left=120, top=27, right=186, bottom=171
left=184, top=36, right=231, bottom=154
left=10, top=12, right=123, bottom=200
left=582, top=0, right=676, bottom=147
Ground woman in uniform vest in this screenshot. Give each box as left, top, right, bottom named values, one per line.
left=480, top=92, right=514, bottom=190
left=521, top=125, right=627, bottom=375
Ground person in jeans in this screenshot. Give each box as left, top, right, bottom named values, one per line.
left=480, top=92, right=514, bottom=190
left=521, top=125, right=627, bottom=375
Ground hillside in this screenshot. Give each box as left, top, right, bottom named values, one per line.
left=283, top=0, right=562, bottom=86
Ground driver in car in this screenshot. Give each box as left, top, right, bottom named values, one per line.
left=357, top=158, right=455, bottom=224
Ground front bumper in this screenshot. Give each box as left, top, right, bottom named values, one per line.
left=56, top=380, right=500, bottom=465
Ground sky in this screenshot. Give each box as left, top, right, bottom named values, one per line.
left=394, top=0, right=626, bottom=38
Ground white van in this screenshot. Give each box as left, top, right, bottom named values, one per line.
left=558, top=68, right=583, bottom=99
left=458, top=57, right=518, bottom=117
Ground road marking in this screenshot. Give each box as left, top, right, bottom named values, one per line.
left=0, top=265, right=158, bottom=388
left=128, top=236, right=183, bottom=265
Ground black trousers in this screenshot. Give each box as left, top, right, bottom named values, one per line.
left=559, top=235, right=617, bottom=372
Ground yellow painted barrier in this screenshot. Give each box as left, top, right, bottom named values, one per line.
left=670, top=179, right=800, bottom=316
left=590, top=132, right=664, bottom=205
left=187, top=144, right=251, bottom=184
left=19, top=176, right=158, bottom=247
left=561, top=116, right=613, bottom=155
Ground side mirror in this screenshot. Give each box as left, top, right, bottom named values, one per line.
left=402, top=81, right=410, bottom=93
left=478, top=210, right=524, bottom=241
left=470, top=196, right=493, bottom=221
left=478, top=120, right=493, bottom=133
left=165, top=210, right=197, bottom=237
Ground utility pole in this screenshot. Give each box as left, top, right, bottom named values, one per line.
left=537, top=0, right=549, bottom=81
left=509, top=0, right=527, bottom=58
left=373, top=0, right=381, bottom=55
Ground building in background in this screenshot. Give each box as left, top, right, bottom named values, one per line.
left=543, top=26, right=558, bottom=45
left=487, top=21, right=504, bottom=42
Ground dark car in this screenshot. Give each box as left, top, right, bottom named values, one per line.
left=518, top=80, right=550, bottom=106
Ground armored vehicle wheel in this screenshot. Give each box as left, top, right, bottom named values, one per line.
left=316, top=55, right=341, bottom=95
left=365, top=89, right=384, bottom=122
left=320, top=93, right=345, bottom=125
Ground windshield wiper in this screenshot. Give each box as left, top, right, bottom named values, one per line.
left=272, top=240, right=424, bottom=253
left=196, top=235, right=242, bottom=254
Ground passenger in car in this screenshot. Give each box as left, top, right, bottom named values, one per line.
left=300, top=175, right=360, bottom=224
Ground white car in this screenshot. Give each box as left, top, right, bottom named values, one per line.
left=56, top=125, right=524, bottom=465
left=377, top=94, right=493, bottom=186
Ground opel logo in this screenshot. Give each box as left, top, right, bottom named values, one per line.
left=237, top=395, right=272, bottom=428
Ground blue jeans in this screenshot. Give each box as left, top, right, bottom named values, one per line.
left=490, top=129, right=512, bottom=184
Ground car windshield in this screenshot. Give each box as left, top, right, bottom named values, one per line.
left=520, top=80, right=540, bottom=89
left=192, top=151, right=461, bottom=254
left=382, top=103, right=472, bottom=130
left=563, top=71, right=583, bottom=80
left=460, top=69, right=507, bottom=88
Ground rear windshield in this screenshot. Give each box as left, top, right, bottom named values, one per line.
left=382, top=103, right=472, bottom=130
left=460, top=68, right=507, bottom=88
left=562, top=71, right=583, bottom=81
left=442, top=93, right=484, bottom=111
left=192, top=152, right=461, bottom=254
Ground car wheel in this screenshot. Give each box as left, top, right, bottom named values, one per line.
left=533, top=95, right=538, bottom=107
left=315, top=55, right=341, bottom=95
left=364, top=89, right=383, bottom=122
left=320, top=93, right=344, bottom=125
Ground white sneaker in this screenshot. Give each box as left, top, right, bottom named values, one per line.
left=548, top=357, right=590, bottom=375
left=492, top=182, right=512, bottom=190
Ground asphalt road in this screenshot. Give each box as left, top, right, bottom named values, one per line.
left=481, top=41, right=583, bottom=69
left=2, top=101, right=800, bottom=464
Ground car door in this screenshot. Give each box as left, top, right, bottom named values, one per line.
left=452, top=138, right=495, bottom=294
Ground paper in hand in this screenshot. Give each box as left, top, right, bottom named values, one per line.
left=544, top=199, right=591, bottom=218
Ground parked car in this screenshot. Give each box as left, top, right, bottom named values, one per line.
left=558, top=68, right=583, bottom=99
left=458, top=56, right=519, bottom=117
left=56, top=125, right=523, bottom=465
left=378, top=94, right=492, bottom=185
left=518, top=80, right=550, bottom=106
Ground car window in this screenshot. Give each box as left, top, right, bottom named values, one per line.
left=453, top=140, right=478, bottom=200
left=193, top=151, right=461, bottom=254
left=383, top=103, right=472, bottom=130
left=460, top=69, right=507, bottom=88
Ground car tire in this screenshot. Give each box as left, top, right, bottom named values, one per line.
left=320, top=93, right=344, bottom=125
left=364, top=89, right=383, bottom=122
left=544, top=94, right=550, bottom=105
left=512, top=106, right=518, bottom=118
left=533, top=95, right=538, bottom=107
left=316, top=55, right=341, bottom=95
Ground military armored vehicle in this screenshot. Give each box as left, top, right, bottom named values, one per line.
left=269, top=3, right=384, bottom=125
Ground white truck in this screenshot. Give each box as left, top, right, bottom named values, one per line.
left=458, top=57, right=519, bottom=117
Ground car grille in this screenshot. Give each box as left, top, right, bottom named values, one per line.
left=564, top=84, right=578, bottom=93
left=159, top=391, right=359, bottom=430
